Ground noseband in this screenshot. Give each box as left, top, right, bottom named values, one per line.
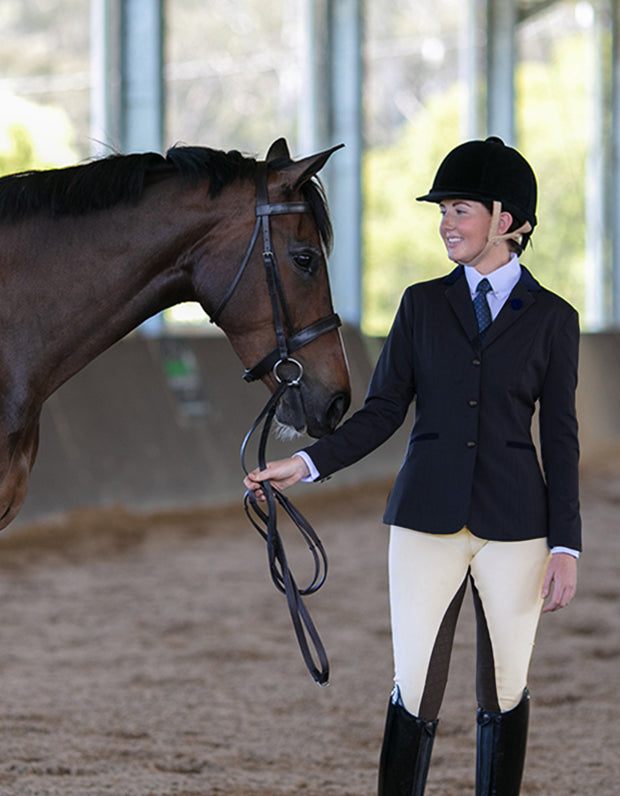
left=212, top=161, right=340, bottom=686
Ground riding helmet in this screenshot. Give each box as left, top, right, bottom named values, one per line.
left=416, top=136, right=537, bottom=229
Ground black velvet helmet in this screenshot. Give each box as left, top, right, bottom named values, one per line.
left=416, top=136, right=537, bottom=229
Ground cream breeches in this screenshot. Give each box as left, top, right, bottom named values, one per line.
left=388, top=525, right=550, bottom=718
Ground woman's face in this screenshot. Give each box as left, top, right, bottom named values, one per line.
left=438, top=199, right=492, bottom=265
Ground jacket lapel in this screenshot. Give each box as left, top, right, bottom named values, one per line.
left=444, top=266, right=480, bottom=344
left=482, top=265, right=541, bottom=347
left=442, top=263, right=541, bottom=348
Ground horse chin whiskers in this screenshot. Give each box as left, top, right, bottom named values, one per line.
left=274, top=419, right=306, bottom=441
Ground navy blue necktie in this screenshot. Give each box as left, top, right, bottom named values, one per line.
left=473, top=278, right=493, bottom=336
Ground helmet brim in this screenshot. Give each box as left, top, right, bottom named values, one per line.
left=416, top=190, right=493, bottom=204
left=415, top=190, right=537, bottom=228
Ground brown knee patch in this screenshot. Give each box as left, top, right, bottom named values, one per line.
left=471, top=577, right=500, bottom=712
left=418, top=575, right=468, bottom=720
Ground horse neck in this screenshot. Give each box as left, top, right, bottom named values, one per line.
left=1, top=191, right=220, bottom=405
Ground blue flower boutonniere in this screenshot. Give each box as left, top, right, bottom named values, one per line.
left=511, top=298, right=523, bottom=311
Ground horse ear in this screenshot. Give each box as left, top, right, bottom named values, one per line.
left=277, top=143, right=345, bottom=189
left=266, top=138, right=292, bottom=163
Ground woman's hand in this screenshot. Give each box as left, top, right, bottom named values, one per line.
left=243, top=456, right=310, bottom=501
left=541, top=553, right=578, bottom=613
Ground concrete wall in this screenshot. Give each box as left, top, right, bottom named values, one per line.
left=13, top=327, right=620, bottom=526
left=14, top=326, right=407, bottom=526
left=576, top=332, right=620, bottom=466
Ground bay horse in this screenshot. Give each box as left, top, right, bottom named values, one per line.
left=0, top=138, right=351, bottom=530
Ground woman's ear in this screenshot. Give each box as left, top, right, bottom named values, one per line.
left=498, top=211, right=514, bottom=235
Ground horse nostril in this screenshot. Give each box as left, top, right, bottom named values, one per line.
left=325, top=392, right=350, bottom=431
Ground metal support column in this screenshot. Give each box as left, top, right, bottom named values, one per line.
left=460, top=0, right=485, bottom=140
left=90, top=0, right=164, bottom=156
left=297, top=0, right=324, bottom=155
left=120, top=0, right=165, bottom=154
left=324, top=0, right=364, bottom=327
left=585, top=1, right=610, bottom=330
left=485, top=0, right=517, bottom=143
left=90, top=0, right=121, bottom=156
left=612, top=0, right=620, bottom=325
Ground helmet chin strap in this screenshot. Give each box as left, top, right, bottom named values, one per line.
left=460, top=201, right=533, bottom=268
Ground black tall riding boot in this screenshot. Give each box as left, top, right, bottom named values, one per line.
left=378, top=687, right=438, bottom=796
left=476, top=688, right=530, bottom=796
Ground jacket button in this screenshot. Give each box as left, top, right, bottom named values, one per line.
left=472, top=358, right=481, bottom=366
left=467, top=440, right=476, bottom=448
left=468, top=399, right=478, bottom=407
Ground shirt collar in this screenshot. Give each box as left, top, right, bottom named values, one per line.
left=464, top=253, right=521, bottom=298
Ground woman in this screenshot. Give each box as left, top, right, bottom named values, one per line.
left=244, top=137, right=580, bottom=796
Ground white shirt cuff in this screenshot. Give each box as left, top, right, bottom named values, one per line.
left=550, top=546, right=580, bottom=559
left=292, top=450, right=320, bottom=482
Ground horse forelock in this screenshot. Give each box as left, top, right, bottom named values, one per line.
left=0, top=145, right=334, bottom=251
left=300, top=177, right=333, bottom=256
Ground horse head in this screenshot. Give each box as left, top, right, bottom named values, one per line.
left=194, top=138, right=351, bottom=438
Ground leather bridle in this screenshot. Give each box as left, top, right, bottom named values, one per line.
left=209, top=161, right=342, bottom=385
left=213, top=161, right=340, bottom=686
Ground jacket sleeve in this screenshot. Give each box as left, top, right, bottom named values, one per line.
left=538, top=308, right=582, bottom=550
left=303, top=287, right=416, bottom=479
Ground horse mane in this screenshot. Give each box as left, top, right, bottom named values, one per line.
left=0, top=145, right=333, bottom=252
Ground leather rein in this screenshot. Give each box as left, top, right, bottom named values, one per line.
left=211, top=162, right=340, bottom=685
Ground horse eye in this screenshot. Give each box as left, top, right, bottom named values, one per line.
left=291, top=250, right=316, bottom=273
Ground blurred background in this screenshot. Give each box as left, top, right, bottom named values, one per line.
left=1, top=0, right=619, bottom=522
left=2, top=0, right=617, bottom=332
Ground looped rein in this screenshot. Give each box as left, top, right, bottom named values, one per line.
left=241, top=380, right=330, bottom=686
left=216, top=160, right=339, bottom=685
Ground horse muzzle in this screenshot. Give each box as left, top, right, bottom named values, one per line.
left=275, top=379, right=350, bottom=438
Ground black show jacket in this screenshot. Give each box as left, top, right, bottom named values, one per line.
left=304, top=265, right=581, bottom=551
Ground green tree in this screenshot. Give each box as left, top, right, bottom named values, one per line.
left=0, top=95, right=76, bottom=176
left=518, top=35, right=587, bottom=316
left=362, top=87, right=462, bottom=334
left=0, top=123, right=39, bottom=174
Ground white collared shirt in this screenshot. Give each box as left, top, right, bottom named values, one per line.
left=464, top=252, right=522, bottom=320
